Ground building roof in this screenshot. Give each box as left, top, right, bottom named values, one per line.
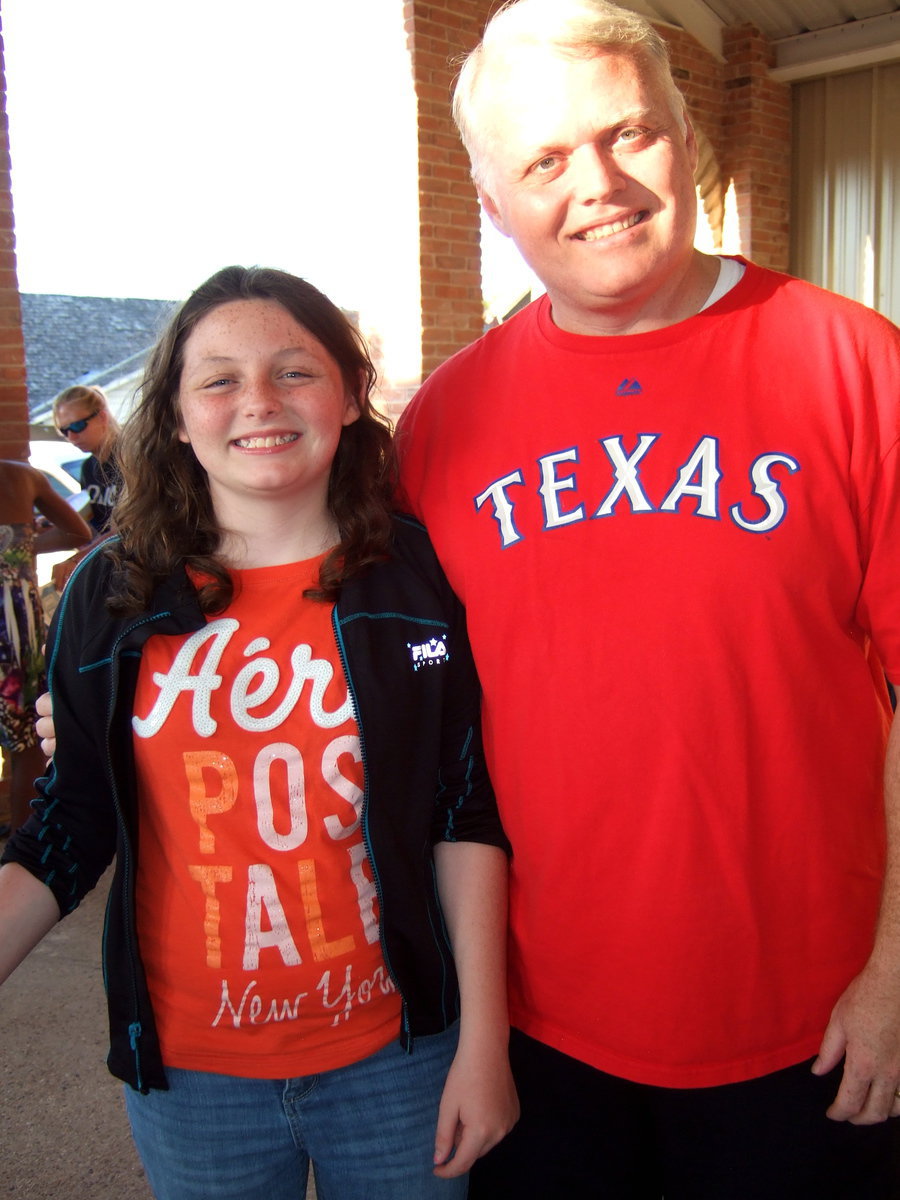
left=625, top=0, right=900, bottom=76
left=21, top=292, right=176, bottom=422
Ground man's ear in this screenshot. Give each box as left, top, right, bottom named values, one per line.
left=683, top=111, right=699, bottom=174
left=480, top=187, right=511, bottom=237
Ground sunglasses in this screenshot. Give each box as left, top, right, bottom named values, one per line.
left=58, top=408, right=101, bottom=437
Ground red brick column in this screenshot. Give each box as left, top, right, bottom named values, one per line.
left=404, top=0, right=494, bottom=379
left=665, top=28, right=727, bottom=182
left=664, top=23, right=791, bottom=271
left=0, top=16, right=28, bottom=461
left=720, top=26, right=791, bottom=271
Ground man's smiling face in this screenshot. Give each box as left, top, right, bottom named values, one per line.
left=475, top=47, right=702, bottom=334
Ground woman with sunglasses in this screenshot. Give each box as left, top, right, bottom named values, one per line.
left=51, top=385, right=122, bottom=588
left=0, top=266, right=517, bottom=1198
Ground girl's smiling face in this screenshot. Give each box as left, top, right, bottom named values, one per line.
left=177, top=298, right=360, bottom=524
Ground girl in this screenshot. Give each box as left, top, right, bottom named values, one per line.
left=0, top=266, right=517, bottom=1199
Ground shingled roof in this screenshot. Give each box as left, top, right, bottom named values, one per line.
left=21, top=293, right=176, bottom=422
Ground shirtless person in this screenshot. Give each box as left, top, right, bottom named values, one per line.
left=0, top=460, right=90, bottom=831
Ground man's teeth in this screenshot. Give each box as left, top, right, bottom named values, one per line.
left=234, top=433, right=299, bottom=449
left=578, top=212, right=644, bottom=240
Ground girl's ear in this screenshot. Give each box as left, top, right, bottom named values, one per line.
left=342, top=370, right=366, bottom=427
left=175, top=395, right=190, bottom=443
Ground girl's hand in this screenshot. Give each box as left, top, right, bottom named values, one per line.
left=433, top=1037, right=519, bottom=1178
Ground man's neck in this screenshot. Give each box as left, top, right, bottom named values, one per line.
left=548, top=251, right=722, bottom=337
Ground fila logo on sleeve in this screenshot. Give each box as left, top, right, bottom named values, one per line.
left=408, top=636, right=450, bottom=671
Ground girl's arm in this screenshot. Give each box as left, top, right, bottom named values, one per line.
left=431, top=840, right=519, bottom=1178
left=0, top=863, right=61, bottom=985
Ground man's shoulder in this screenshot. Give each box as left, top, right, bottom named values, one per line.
left=423, top=298, right=541, bottom=386
left=742, top=261, right=898, bottom=339
left=397, top=300, right=541, bottom=447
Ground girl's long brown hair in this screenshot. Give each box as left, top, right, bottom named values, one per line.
left=106, top=266, right=395, bottom=615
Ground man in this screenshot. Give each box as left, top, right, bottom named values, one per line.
left=396, top=0, right=900, bottom=1194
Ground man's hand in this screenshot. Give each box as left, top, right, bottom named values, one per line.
left=813, top=961, right=900, bottom=1123
left=35, top=691, right=56, bottom=759
left=51, top=556, right=77, bottom=592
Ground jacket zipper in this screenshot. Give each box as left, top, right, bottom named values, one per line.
left=105, top=610, right=174, bottom=1092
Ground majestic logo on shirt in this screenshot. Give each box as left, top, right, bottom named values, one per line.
left=616, top=378, right=643, bottom=396
left=408, top=636, right=449, bottom=670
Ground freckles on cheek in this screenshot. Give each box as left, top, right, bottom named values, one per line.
left=178, top=408, right=215, bottom=447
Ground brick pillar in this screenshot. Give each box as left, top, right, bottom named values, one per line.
left=662, top=23, right=791, bottom=270
left=721, top=26, right=792, bottom=271
left=666, top=28, right=726, bottom=162
left=405, top=0, right=494, bottom=380
left=0, top=10, right=28, bottom=819
left=0, top=15, right=27, bottom=460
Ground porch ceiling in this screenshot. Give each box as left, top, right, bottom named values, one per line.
left=621, top=0, right=900, bottom=77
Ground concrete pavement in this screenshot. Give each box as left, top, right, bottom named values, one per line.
left=1, top=856, right=152, bottom=1198
left=1, top=844, right=319, bottom=1199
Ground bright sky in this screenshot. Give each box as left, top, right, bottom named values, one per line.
left=3, top=0, right=491, bottom=386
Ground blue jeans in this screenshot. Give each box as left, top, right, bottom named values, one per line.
left=125, top=1025, right=467, bottom=1200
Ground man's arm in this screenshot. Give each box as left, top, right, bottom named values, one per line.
left=35, top=690, right=56, bottom=758
left=813, top=697, right=900, bottom=1123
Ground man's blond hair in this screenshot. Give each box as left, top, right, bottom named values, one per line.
left=453, top=0, right=685, bottom=189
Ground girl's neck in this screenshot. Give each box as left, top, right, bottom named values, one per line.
left=93, top=432, right=118, bottom=463
left=215, top=498, right=339, bottom=570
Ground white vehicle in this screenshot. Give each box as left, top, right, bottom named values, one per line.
left=29, top=437, right=89, bottom=500
left=28, top=436, right=91, bottom=587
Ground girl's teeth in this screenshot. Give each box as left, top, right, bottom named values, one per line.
left=235, top=433, right=299, bottom=449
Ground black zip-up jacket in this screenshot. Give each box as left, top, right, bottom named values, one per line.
left=3, top=516, right=508, bottom=1092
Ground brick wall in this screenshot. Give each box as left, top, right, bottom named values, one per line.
left=404, top=0, right=494, bottom=379
left=0, top=17, right=28, bottom=461
left=406, top=3, right=793, bottom=381
left=666, top=24, right=791, bottom=271
left=720, top=26, right=791, bottom=271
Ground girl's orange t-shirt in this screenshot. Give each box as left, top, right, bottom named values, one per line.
left=132, top=555, right=401, bottom=1078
